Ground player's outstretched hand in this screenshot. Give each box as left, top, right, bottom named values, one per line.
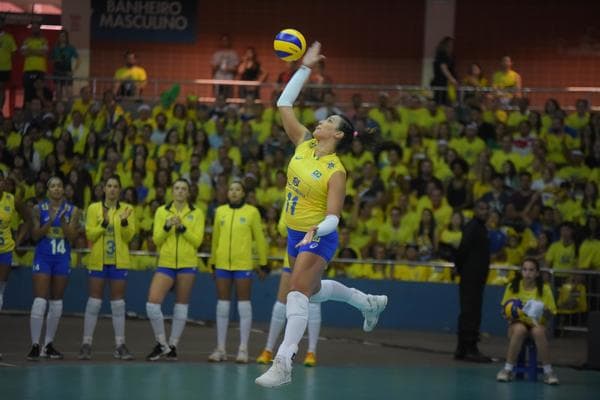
left=302, top=42, right=325, bottom=69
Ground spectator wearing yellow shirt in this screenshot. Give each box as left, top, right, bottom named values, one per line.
left=368, top=92, right=393, bottom=135
left=417, top=187, right=452, bottom=233
left=341, top=138, right=375, bottom=171
left=491, top=134, right=525, bottom=173
left=554, top=182, right=584, bottom=224
left=506, top=98, right=530, bottom=129
left=545, top=223, right=576, bottom=276
left=114, top=50, right=147, bottom=98
left=71, top=86, right=93, bottom=116
left=360, top=243, right=390, bottom=280
left=565, top=99, right=590, bottom=132
left=392, top=243, right=430, bottom=282
left=158, top=129, right=187, bottom=165
left=438, top=211, right=464, bottom=260
left=542, top=116, right=581, bottom=166
left=557, top=150, right=590, bottom=184
left=20, top=21, right=48, bottom=103
left=377, top=205, right=418, bottom=254
left=380, top=146, right=409, bottom=183
left=541, top=99, right=561, bottom=135
left=449, top=122, right=486, bottom=166
left=579, top=216, right=600, bottom=271
left=462, top=63, right=488, bottom=103
left=0, top=15, right=17, bottom=111
left=492, top=56, right=522, bottom=103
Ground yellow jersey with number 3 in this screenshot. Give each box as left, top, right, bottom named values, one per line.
left=284, top=139, right=345, bottom=231
left=0, top=192, right=16, bottom=253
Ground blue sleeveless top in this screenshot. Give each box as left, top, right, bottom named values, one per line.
left=35, top=200, right=74, bottom=258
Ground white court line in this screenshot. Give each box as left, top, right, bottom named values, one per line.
left=0, top=362, right=17, bottom=367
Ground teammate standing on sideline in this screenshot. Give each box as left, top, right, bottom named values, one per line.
left=27, top=177, right=80, bottom=361
left=145, top=179, right=205, bottom=361
left=79, top=175, right=136, bottom=360
left=0, top=170, right=29, bottom=361
left=256, top=211, right=321, bottom=367
left=208, top=180, right=268, bottom=364
left=255, top=42, right=388, bottom=388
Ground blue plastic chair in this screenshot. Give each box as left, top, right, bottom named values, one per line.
left=514, top=337, right=543, bottom=381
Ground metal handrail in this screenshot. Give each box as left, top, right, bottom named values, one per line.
left=12, top=246, right=600, bottom=276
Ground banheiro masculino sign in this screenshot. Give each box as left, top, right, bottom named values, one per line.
left=91, top=0, right=197, bottom=43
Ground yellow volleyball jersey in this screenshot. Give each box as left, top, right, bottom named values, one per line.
left=284, top=139, right=345, bottom=231
left=0, top=192, right=15, bottom=253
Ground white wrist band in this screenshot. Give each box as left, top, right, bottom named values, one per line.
left=315, top=214, right=339, bottom=237
left=277, top=65, right=311, bottom=107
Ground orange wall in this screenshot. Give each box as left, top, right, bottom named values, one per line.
left=454, top=0, right=600, bottom=106
left=90, top=0, right=600, bottom=105
left=90, top=0, right=425, bottom=100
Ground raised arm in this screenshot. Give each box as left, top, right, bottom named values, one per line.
left=277, top=42, right=325, bottom=146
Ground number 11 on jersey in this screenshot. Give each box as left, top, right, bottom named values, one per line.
left=285, top=192, right=299, bottom=215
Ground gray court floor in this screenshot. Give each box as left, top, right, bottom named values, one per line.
left=1, top=314, right=598, bottom=400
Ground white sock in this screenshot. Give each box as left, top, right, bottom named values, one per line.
left=504, top=362, right=514, bottom=371
left=265, top=301, right=287, bottom=351
left=83, top=297, right=102, bottom=345
left=310, top=280, right=370, bottom=311
left=543, top=364, right=553, bottom=374
left=169, top=303, right=188, bottom=348
left=216, top=300, right=230, bottom=351
left=30, top=297, right=47, bottom=345
left=276, top=291, right=308, bottom=360
left=111, top=300, right=126, bottom=346
left=44, top=300, right=63, bottom=346
left=146, top=302, right=167, bottom=346
left=238, top=301, right=252, bottom=350
left=0, top=281, right=6, bottom=310
left=307, top=302, right=321, bottom=353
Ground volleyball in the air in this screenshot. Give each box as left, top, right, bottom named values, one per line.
left=274, top=29, right=307, bottom=61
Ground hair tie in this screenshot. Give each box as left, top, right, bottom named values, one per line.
left=353, top=131, right=359, bottom=137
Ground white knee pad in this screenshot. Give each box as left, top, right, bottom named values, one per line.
left=217, top=300, right=230, bottom=318
left=86, top=297, right=102, bottom=315
left=238, top=301, right=252, bottom=319
left=173, top=303, right=188, bottom=320
left=111, top=300, right=125, bottom=317
left=308, top=302, right=321, bottom=323
left=31, top=297, right=48, bottom=318
left=146, top=302, right=163, bottom=320
left=286, top=291, right=309, bottom=319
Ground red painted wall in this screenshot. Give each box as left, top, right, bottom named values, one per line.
left=90, top=0, right=425, bottom=101
left=454, top=0, right=600, bottom=106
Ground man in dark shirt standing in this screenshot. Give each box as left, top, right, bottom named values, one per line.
left=454, top=200, right=492, bottom=362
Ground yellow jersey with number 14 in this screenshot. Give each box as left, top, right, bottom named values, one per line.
left=284, top=139, right=346, bottom=232
left=0, top=192, right=16, bottom=253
